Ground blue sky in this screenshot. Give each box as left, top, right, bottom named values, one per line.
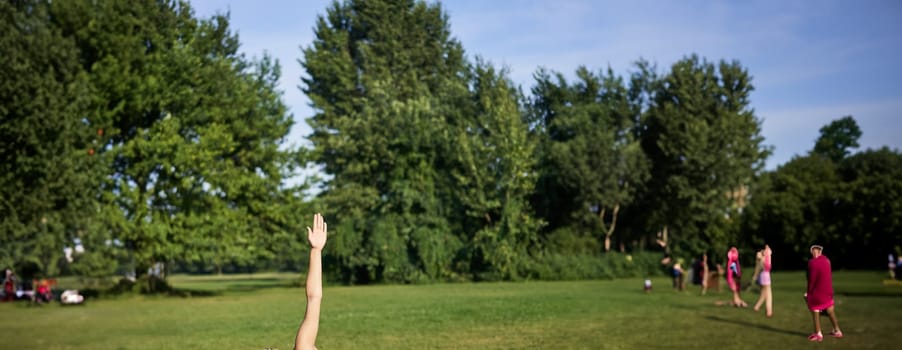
left=191, top=0, right=902, bottom=170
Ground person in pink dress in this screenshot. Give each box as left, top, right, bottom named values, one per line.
left=753, top=245, right=773, bottom=317
left=805, top=245, right=843, bottom=342
left=726, top=247, right=747, bottom=307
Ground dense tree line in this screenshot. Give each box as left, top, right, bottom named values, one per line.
left=741, top=117, right=902, bottom=270
left=2, top=0, right=899, bottom=287
left=2, top=0, right=307, bottom=290
left=302, top=0, right=770, bottom=282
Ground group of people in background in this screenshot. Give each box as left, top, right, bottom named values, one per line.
left=2, top=269, right=55, bottom=303
left=661, top=243, right=842, bottom=342
left=2, top=268, right=83, bottom=305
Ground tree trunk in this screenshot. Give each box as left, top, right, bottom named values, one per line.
left=656, top=226, right=669, bottom=253
left=600, top=204, right=620, bottom=252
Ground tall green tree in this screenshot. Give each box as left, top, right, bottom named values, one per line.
left=638, top=55, right=769, bottom=256
left=302, top=0, right=470, bottom=283
left=834, top=147, right=902, bottom=268
left=529, top=66, right=648, bottom=253
left=451, top=61, right=542, bottom=279
left=45, top=0, right=303, bottom=287
left=0, top=0, right=98, bottom=277
left=741, top=117, right=900, bottom=270
left=740, top=155, right=841, bottom=268
left=812, top=115, right=861, bottom=163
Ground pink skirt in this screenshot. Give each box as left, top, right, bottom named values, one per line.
left=808, top=298, right=834, bottom=312
left=759, top=271, right=771, bottom=286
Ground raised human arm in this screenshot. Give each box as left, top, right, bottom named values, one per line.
left=751, top=252, right=763, bottom=281
left=295, top=213, right=327, bottom=350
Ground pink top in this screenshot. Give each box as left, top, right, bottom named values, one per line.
left=726, top=248, right=740, bottom=288
left=807, top=255, right=834, bottom=311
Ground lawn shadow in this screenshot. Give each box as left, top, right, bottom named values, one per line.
left=167, top=288, right=222, bottom=298
left=80, top=285, right=223, bottom=299
left=169, top=277, right=298, bottom=296
left=704, top=315, right=807, bottom=337
left=223, top=281, right=295, bottom=293
left=838, top=291, right=902, bottom=298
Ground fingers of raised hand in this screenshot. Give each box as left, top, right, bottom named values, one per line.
left=314, top=213, right=325, bottom=232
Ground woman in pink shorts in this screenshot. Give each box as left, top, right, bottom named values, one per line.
left=753, top=245, right=773, bottom=317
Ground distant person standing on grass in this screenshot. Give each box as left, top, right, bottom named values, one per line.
left=295, top=213, right=327, bottom=350
left=672, top=258, right=685, bottom=291
left=805, top=244, right=842, bottom=342
left=753, top=245, right=773, bottom=317
left=726, top=247, right=747, bottom=307
left=2, top=269, right=15, bottom=302
left=692, top=254, right=710, bottom=295
left=889, top=253, right=896, bottom=280
left=896, top=255, right=902, bottom=281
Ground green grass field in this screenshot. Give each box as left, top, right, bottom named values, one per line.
left=1, top=271, right=900, bottom=349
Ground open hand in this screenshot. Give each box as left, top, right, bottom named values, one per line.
left=307, top=213, right=327, bottom=250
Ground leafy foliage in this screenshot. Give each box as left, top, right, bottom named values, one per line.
left=4, top=0, right=898, bottom=286
left=813, top=115, right=861, bottom=162
left=741, top=116, right=902, bottom=269
left=636, top=56, right=770, bottom=257
left=452, top=61, right=543, bottom=280
left=529, top=66, right=649, bottom=253
left=303, top=1, right=546, bottom=282
left=302, top=0, right=470, bottom=283
left=2, top=0, right=304, bottom=288
left=0, top=0, right=98, bottom=277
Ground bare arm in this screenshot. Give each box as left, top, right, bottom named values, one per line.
left=295, top=213, right=327, bottom=350
left=751, top=254, right=763, bottom=281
